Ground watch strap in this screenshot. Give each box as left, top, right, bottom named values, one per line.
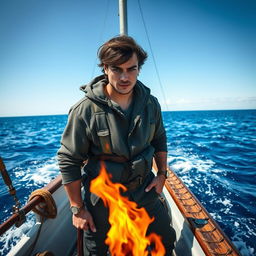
left=70, top=203, right=84, bottom=215
left=157, top=170, right=168, bottom=179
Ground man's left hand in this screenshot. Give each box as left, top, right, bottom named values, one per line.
left=145, top=175, right=166, bottom=194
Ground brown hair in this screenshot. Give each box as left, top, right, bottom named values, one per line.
left=98, top=36, right=148, bottom=72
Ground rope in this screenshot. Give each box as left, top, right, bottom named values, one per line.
left=29, top=189, right=57, bottom=219
left=137, top=0, right=169, bottom=111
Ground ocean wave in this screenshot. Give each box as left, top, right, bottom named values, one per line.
left=1, top=111, right=255, bottom=255
left=15, top=158, right=60, bottom=187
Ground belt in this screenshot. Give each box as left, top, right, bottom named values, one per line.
left=95, top=155, right=129, bottom=163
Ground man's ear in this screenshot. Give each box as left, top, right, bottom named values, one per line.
left=103, top=65, right=108, bottom=75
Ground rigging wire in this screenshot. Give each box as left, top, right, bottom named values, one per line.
left=90, top=0, right=111, bottom=79
left=137, top=0, right=169, bottom=111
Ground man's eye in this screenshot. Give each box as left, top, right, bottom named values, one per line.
left=111, top=67, right=120, bottom=72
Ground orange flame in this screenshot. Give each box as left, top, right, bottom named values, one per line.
left=90, top=162, right=165, bottom=256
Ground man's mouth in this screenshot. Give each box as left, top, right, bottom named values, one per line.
left=118, top=82, right=130, bottom=87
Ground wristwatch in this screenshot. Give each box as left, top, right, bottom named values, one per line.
left=157, top=170, right=168, bottom=179
left=70, top=203, right=84, bottom=215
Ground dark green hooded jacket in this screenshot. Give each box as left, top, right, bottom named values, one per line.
left=57, top=75, right=167, bottom=185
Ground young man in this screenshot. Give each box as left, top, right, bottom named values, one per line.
left=58, top=36, right=176, bottom=255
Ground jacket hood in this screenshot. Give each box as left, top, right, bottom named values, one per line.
left=80, top=75, right=151, bottom=114
left=80, top=75, right=109, bottom=105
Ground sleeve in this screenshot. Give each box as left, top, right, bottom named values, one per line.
left=150, top=97, right=167, bottom=153
left=57, top=105, right=90, bottom=184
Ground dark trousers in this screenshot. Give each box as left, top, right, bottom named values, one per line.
left=83, top=173, right=176, bottom=255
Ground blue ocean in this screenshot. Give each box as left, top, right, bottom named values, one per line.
left=0, top=110, right=255, bottom=255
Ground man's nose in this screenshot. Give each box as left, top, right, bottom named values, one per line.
left=120, top=72, right=128, bottom=80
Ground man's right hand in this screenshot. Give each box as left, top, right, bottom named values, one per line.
left=72, top=208, right=97, bottom=233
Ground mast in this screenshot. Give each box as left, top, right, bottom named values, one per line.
left=119, top=0, right=128, bottom=35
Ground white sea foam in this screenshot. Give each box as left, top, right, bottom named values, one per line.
left=203, top=178, right=216, bottom=196
left=234, top=221, right=240, bottom=227
left=242, top=219, right=256, bottom=237
left=222, top=198, right=232, bottom=206
left=181, top=175, right=194, bottom=186
left=209, top=212, right=222, bottom=221
left=169, top=154, right=215, bottom=175
left=14, top=169, right=26, bottom=178
left=17, top=159, right=59, bottom=186
left=211, top=168, right=223, bottom=173
left=0, top=213, right=35, bottom=255
left=225, top=122, right=236, bottom=126
left=168, top=156, right=187, bottom=163
left=194, top=159, right=215, bottom=173
left=32, top=163, right=59, bottom=184
left=215, top=198, right=233, bottom=214
left=172, top=161, right=192, bottom=173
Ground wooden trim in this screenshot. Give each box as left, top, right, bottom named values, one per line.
left=0, top=175, right=62, bottom=236
left=164, top=167, right=241, bottom=256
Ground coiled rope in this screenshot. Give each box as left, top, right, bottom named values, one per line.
left=29, top=189, right=57, bottom=219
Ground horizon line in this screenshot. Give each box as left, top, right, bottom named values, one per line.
left=0, top=108, right=255, bottom=118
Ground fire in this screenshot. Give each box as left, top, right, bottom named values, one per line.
left=90, top=162, right=165, bottom=256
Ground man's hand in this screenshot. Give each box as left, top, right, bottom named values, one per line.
left=145, top=175, right=166, bottom=194
left=72, top=208, right=96, bottom=232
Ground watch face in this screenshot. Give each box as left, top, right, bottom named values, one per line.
left=71, top=206, right=79, bottom=215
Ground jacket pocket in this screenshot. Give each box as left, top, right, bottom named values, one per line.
left=95, top=110, right=112, bottom=154
left=97, top=129, right=112, bottom=154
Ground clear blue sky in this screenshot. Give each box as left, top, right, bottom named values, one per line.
left=1, top=0, right=255, bottom=116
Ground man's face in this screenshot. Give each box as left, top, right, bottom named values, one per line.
left=104, top=53, right=139, bottom=95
